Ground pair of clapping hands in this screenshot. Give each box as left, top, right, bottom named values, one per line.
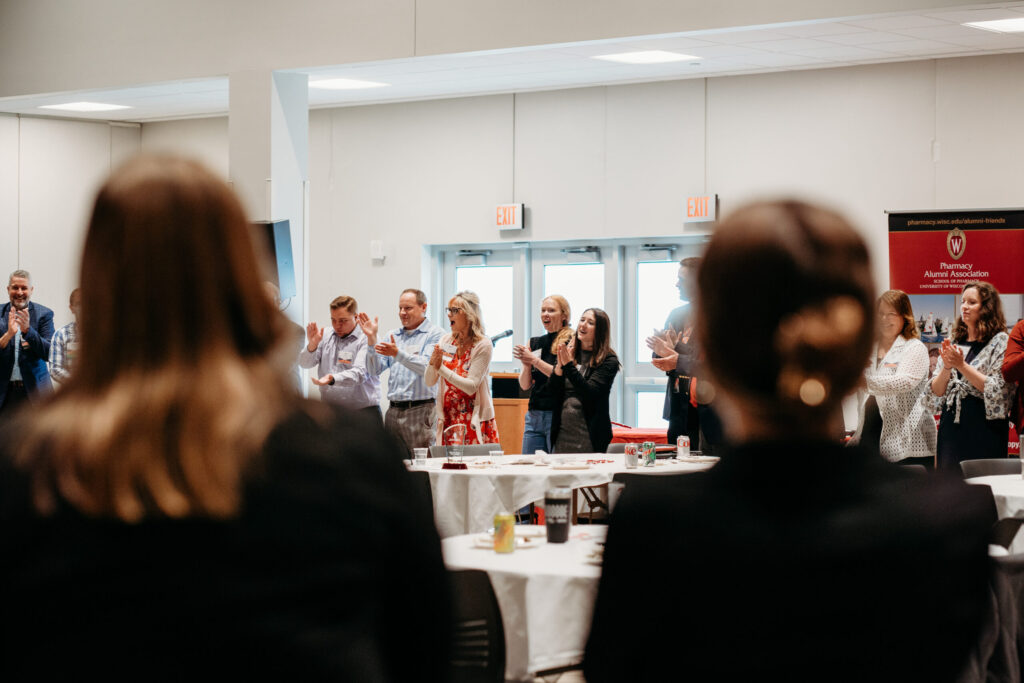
left=513, top=339, right=577, bottom=373
left=3, top=307, right=30, bottom=342
left=939, top=338, right=968, bottom=371
left=645, top=327, right=684, bottom=372
left=303, top=313, right=400, bottom=357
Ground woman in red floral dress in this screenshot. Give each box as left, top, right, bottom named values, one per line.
left=424, top=291, right=499, bottom=445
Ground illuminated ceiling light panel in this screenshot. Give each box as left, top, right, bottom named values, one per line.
left=592, top=50, right=700, bottom=64
left=39, top=102, right=132, bottom=112
left=308, top=78, right=390, bottom=90
left=963, top=18, right=1024, bottom=33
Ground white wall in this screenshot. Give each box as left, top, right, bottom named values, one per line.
left=7, top=52, right=1024, bottom=340
left=141, top=117, right=230, bottom=179
left=0, top=116, right=18, bottom=281
left=0, top=117, right=140, bottom=330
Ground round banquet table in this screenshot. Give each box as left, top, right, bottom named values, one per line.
left=411, top=453, right=714, bottom=538
left=442, top=524, right=606, bottom=681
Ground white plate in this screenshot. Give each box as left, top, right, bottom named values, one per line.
left=473, top=535, right=544, bottom=550
left=487, top=525, right=547, bottom=538
left=677, top=456, right=719, bottom=463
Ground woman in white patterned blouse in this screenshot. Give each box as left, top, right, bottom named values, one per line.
left=925, top=281, right=1014, bottom=470
left=854, top=289, right=936, bottom=466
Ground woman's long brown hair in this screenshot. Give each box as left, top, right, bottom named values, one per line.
left=17, top=155, right=293, bottom=522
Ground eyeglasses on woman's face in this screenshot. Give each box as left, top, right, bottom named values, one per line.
left=446, top=306, right=463, bottom=315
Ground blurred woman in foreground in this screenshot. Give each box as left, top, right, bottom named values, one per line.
left=854, top=289, right=936, bottom=466
left=585, top=200, right=992, bottom=682
left=0, top=156, right=449, bottom=680
left=926, top=281, right=1014, bottom=470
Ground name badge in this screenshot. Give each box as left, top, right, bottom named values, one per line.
left=883, top=363, right=898, bottom=369
left=442, top=343, right=457, bottom=356
left=957, top=345, right=971, bottom=360
left=337, top=350, right=354, bottom=364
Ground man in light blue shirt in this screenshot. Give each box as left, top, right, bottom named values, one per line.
left=360, top=288, right=442, bottom=453
left=299, top=295, right=381, bottom=420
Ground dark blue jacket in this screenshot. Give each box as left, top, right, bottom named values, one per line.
left=0, top=301, right=54, bottom=403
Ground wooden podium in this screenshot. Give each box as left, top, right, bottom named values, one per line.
left=491, top=372, right=528, bottom=454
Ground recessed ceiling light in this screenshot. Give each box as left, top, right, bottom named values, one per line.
left=308, top=78, right=390, bottom=90
left=963, top=17, right=1024, bottom=33
left=592, top=50, right=700, bottom=64
left=39, top=102, right=131, bottom=112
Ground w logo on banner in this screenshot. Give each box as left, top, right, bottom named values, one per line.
left=947, top=228, right=966, bottom=260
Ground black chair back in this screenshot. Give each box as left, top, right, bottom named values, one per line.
left=408, top=469, right=433, bottom=511
left=960, top=458, right=1021, bottom=479
left=449, top=570, right=506, bottom=683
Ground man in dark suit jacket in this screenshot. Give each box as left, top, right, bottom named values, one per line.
left=0, top=270, right=54, bottom=416
left=650, top=257, right=722, bottom=451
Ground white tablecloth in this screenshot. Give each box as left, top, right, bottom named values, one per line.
left=442, top=525, right=606, bottom=681
left=413, top=453, right=712, bottom=537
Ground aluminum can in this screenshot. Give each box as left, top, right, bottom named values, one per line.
left=642, top=441, right=656, bottom=466
left=494, top=513, right=515, bottom=553
left=677, top=435, right=691, bottom=458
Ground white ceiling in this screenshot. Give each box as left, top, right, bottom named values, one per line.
left=3, top=2, right=1024, bottom=122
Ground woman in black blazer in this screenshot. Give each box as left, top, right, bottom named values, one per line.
left=548, top=308, right=620, bottom=454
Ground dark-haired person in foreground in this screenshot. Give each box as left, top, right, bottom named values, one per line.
left=0, top=155, right=450, bottom=681
left=584, top=200, right=993, bottom=682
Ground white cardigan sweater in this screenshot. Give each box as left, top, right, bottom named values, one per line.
left=424, top=335, right=495, bottom=443
left=854, top=336, right=936, bottom=462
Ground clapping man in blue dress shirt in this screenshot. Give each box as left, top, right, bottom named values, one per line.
left=360, top=289, right=442, bottom=454
left=299, top=295, right=382, bottom=421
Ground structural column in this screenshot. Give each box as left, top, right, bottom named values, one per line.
left=228, top=70, right=308, bottom=331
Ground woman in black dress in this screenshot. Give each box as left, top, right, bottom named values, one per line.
left=927, top=280, right=1014, bottom=470
left=548, top=307, right=620, bottom=454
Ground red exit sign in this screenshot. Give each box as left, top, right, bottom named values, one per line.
left=496, top=203, right=524, bottom=231
left=686, top=194, right=717, bottom=223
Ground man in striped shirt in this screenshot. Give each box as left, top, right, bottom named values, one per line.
left=49, top=288, right=81, bottom=386
left=361, top=289, right=443, bottom=454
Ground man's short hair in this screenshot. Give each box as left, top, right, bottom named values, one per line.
left=9, top=269, right=31, bottom=285
left=401, top=288, right=427, bottom=306
left=69, top=288, right=81, bottom=306
left=679, top=257, right=701, bottom=270
left=330, top=295, right=357, bottom=313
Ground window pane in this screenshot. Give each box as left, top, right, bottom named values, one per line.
left=636, top=261, right=683, bottom=363
left=635, top=390, right=668, bottom=429
left=455, top=265, right=514, bottom=362
left=543, top=263, right=605, bottom=332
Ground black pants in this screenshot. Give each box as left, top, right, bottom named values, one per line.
left=667, top=403, right=701, bottom=450
left=0, top=381, right=29, bottom=424
left=359, top=405, right=384, bottom=424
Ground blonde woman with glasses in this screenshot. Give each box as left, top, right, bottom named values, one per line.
left=425, top=290, right=500, bottom=445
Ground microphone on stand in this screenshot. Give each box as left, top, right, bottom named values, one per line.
left=490, top=329, right=514, bottom=346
